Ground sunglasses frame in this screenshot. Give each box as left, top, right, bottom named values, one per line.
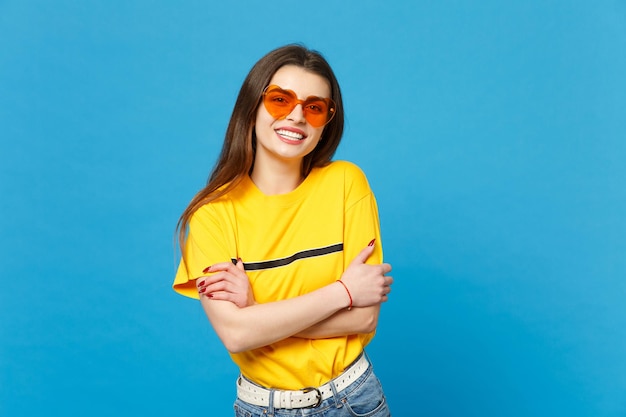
left=262, top=85, right=336, bottom=128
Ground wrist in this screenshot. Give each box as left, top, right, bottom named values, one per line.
left=336, top=280, right=353, bottom=310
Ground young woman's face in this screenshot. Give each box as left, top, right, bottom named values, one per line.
left=254, top=65, right=331, bottom=169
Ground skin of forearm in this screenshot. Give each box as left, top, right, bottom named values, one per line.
left=293, top=305, right=380, bottom=339
left=201, top=281, right=350, bottom=353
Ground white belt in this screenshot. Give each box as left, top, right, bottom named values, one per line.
left=236, top=354, right=370, bottom=409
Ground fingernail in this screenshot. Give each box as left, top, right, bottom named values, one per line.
left=207, top=293, right=213, bottom=298
left=198, top=280, right=205, bottom=287
left=199, top=287, right=206, bottom=293
left=202, top=266, right=211, bottom=273
left=368, top=239, right=376, bottom=247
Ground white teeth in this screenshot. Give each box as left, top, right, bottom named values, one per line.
left=276, top=129, right=304, bottom=140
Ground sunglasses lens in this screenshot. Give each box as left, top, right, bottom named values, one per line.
left=302, top=99, right=333, bottom=127
left=263, top=86, right=336, bottom=128
left=263, top=87, right=295, bottom=119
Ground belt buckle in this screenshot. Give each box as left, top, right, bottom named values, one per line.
left=301, top=386, right=322, bottom=408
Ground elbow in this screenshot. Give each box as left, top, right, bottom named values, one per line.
left=219, top=328, right=256, bottom=354
left=201, top=301, right=257, bottom=353
left=225, top=344, right=246, bottom=355
left=218, top=326, right=265, bottom=354
left=221, top=336, right=241, bottom=354
left=360, top=309, right=378, bottom=333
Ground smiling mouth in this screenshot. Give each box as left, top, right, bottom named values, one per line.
left=276, top=129, right=305, bottom=141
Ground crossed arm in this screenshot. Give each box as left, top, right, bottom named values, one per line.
left=196, top=243, right=393, bottom=353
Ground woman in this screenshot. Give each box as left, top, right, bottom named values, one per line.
left=173, top=44, right=393, bottom=416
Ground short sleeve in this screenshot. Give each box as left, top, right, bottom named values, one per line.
left=172, top=204, right=233, bottom=299
left=342, top=163, right=383, bottom=268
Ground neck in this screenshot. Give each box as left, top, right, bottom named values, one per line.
left=250, top=159, right=303, bottom=195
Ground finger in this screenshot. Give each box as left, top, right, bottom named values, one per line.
left=203, top=291, right=235, bottom=303
left=199, top=279, right=231, bottom=294
left=207, top=278, right=244, bottom=295
left=196, top=273, right=232, bottom=291
left=202, top=281, right=229, bottom=294
left=205, top=291, right=229, bottom=301
left=213, top=261, right=249, bottom=279
left=205, top=289, right=248, bottom=306
left=235, top=258, right=245, bottom=272
left=205, top=261, right=239, bottom=272
left=349, top=244, right=375, bottom=266
left=381, top=263, right=392, bottom=274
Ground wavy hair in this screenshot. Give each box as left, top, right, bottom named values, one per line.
left=177, top=44, right=344, bottom=252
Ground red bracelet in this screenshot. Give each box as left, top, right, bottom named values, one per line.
left=337, top=279, right=353, bottom=310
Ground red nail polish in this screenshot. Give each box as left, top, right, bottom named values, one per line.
left=368, top=239, right=376, bottom=247
left=198, top=280, right=205, bottom=287
left=202, top=266, right=211, bottom=273
left=199, top=287, right=206, bottom=293
left=207, top=293, right=213, bottom=298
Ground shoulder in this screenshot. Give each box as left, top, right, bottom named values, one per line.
left=189, top=189, right=235, bottom=228
left=319, top=160, right=370, bottom=183
left=189, top=201, right=221, bottom=231
left=190, top=177, right=253, bottom=220
left=314, top=161, right=373, bottom=200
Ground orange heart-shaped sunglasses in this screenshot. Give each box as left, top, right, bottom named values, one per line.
left=262, top=85, right=336, bottom=128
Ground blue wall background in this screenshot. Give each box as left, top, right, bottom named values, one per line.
left=1, top=1, right=625, bottom=416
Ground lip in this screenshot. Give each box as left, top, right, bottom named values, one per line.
left=274, top=126, right=307, bottom=144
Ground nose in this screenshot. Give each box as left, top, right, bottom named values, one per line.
left=286, top=103, right=306, bottom=124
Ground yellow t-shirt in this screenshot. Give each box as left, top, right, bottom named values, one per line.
left=173, top=160, right=383, bottom=389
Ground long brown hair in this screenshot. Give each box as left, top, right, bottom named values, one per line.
left=177, top=44, right=345, bottom=252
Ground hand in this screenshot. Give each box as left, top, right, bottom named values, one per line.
left=196, top=259, right=256, bottom=308
left=339, top=244, right=393, bottom=308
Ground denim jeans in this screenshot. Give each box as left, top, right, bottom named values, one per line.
left=233, top=361, right=390, bottom=417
